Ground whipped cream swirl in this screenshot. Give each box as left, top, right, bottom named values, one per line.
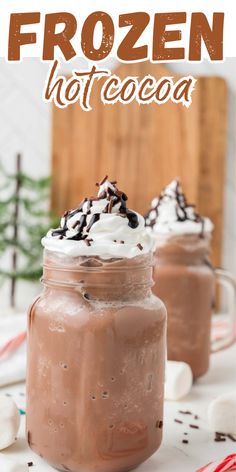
left=145, top=179, right=213, bottom=236
left=42, top=177, right=154, bottom=259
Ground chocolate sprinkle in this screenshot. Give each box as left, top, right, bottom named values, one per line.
left=137, top=243, right=143, bottom=251
left=215, top=436, right=226, bottom=442
left=213, top=431, right=236, bottom=444
left=179, top=410, right=192, bottom=415
left=99, top=175, right=108, bottom=186
left=27, top=462, right=34, bottom=467
left=174, top=419, right=183, bottom=424
left=84, top=238, right=93, bottom=246
left=189, top=424, right=199, bottom=429
left=182, top=439, right=189, bottom=444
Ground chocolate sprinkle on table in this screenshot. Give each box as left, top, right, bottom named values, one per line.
left=174, top=419, right=183, bottom=424
left=189, top=424, right=199, bottom=429
left=179, top=410, right=192, bottom=415
left=213, top=431, right=236, bottom=443
left=182, top=439, right=189, bottom=444
left=137, top=243, right=143, bottom=251
left=27, top=462, right=34, bottom=467
left=214, top=432, right=227, bottom=442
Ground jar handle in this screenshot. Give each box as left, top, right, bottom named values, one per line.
left=211, top=269, right=236, bottom=352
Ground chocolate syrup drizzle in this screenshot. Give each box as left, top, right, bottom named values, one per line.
left=51, top=177, right=139, bottom=243
left=145, top=179, right=204, bottom=235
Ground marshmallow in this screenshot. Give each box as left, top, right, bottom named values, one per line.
left=0, top=455, right=28, bottom=472
left=208, top=392, right=236, bottom=435
left=0, top=396, right=20, bottom=450
left=165, top=361, right=193, bottom=401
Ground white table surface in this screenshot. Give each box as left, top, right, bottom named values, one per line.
left=1, top=344, right=236, bottom=472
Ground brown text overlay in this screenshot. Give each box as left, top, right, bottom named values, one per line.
left=8, top=11, right=224, bottom=62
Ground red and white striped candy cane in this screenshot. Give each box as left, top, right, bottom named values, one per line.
left=0, top=331, right=27, bottom=360
left=197, top=454, right=236, bottom=472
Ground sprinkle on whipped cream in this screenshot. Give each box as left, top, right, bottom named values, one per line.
left=145, top=179, right=213, bottom=236
left=42, top=177, right=154, bottom=259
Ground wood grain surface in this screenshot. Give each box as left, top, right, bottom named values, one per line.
left=51, top=62, right=228, bottom=266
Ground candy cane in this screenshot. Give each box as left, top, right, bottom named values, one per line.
left=0, top=331, right=27, bottom=360
left=197, top=454, right=236, bottom=472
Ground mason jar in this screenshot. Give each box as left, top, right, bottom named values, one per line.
left=27, top=250, right=166, bottom=472
left=152, top=233, right=236, bottom=379
left=153, top=234, right=214, bottom=378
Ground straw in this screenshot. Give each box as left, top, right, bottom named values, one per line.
left=197, top=454, right=236, bottom=472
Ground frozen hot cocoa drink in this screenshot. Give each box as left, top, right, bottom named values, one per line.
left=145, top=180, right=214, bottom=378
left=27, top=178, right=166, bottom=472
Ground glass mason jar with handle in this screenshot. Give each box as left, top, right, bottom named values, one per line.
left=145, top=179, right=236, bottom=379
left=27, top=178, right=167, bottom=472
left=152, top=233, right=236, bottom=378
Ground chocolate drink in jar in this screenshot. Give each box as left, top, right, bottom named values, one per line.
left=145, top=179, right=215, bottom=379
left=27, top=177, right=167, bottom=472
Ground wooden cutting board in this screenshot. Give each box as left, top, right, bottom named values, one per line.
left=51, top=62, right=228, bottom=267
